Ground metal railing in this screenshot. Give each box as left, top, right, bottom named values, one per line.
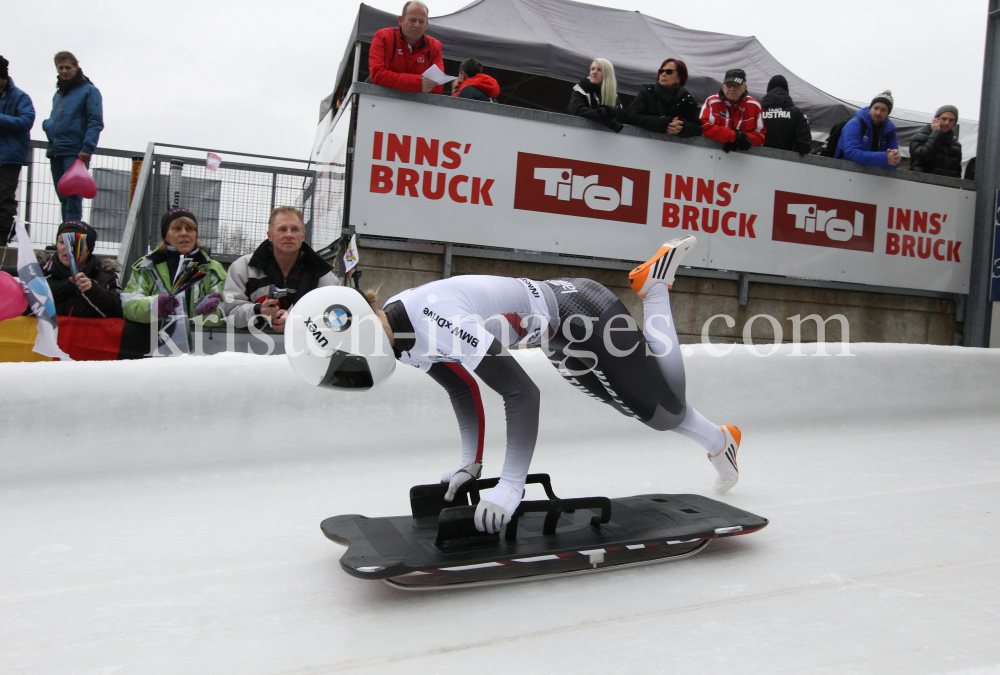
left=15, top=141, right=141, bottom=256
left=10, top=141, right=318, bottom=275
left=118, top=144, right=318, bottom=274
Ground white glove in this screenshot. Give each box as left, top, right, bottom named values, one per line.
left=475, top=499, right=512, bottom=534
left=474, top=482, right=522, bottom=534
left=442, top=461, right=482, bottom=502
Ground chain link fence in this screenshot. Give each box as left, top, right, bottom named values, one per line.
left=11, top=141, right=318, bottom=272
left=14, top=142, right=139, bottom=257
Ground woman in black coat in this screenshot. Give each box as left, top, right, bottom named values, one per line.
left=909, top=105, right=962, bottom=178
left=567, top=58, right=625, bottom=133
left=627, top=58, right=702, bottom=137
left=42, top=221, right=123, bottom=318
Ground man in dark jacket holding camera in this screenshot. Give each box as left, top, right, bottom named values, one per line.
left=760, top=75, right=812, bottom=154
left=223, top=206, right=338, bottom=332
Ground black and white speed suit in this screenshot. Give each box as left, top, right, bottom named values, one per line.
left=382, top=275, right=724, bottom=516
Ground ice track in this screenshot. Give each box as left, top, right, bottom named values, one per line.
left=2, top=343, right=1000, bottom=674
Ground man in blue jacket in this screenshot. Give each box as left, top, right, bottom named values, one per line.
left=41, top=51, right=103, bottom=222
left=0, top=55, right=34, bottom=245
left=835, top=89, right=901, bottom=169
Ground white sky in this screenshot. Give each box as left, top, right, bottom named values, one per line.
left=5, top=0, right=987, bottom=160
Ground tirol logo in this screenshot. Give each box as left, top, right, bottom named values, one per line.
left=323, top=305, right=351, bottom=332
left=514, top=152, right=649, bottom=224
left=772, top=190, right=877, bottom=252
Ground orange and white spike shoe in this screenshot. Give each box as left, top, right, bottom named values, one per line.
left=628, top=235, right=697, bottom=297
left=708, top=425, right=740, bottom=495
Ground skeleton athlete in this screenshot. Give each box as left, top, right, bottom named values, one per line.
left=287, top=236, right=741, bottom=533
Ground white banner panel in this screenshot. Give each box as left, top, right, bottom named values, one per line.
left=349, top=94, right=975, bottom=293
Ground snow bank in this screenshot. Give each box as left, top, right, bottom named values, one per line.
left=2, top=343, right=998, bottom=484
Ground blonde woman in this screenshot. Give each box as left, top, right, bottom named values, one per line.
left=568, top=58, right=625, bottom=133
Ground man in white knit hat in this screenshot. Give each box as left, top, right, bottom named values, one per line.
left=834, top=89, right=901, bottom=169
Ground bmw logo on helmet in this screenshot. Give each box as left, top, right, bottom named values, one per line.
left=323, top=305, right=352, bottom=332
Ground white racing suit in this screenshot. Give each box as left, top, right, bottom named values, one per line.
left=382, top=275, right=724, bottom=516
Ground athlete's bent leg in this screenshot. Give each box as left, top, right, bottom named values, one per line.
left=630, top=240, right=742, bottom=493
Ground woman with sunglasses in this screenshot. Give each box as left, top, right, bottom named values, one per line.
left=567, top=58, right=625, bottom=133
left=626, top=59, right=701, bottom=137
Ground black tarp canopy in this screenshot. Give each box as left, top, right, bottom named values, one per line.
left=322, top=0, right=976, bottom=156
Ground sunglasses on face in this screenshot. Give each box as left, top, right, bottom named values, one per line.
left=658, top=68, right=676, bottom=75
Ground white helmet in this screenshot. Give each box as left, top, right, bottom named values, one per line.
left=284, top=286, right=396, bottom=391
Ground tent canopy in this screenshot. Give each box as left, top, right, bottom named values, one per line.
left=324, top=0, right=977, bottom=158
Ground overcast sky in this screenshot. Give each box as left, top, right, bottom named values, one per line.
left=5, top=0, right=988, bottom=160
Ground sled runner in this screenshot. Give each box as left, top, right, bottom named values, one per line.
left=321, top=474, right=767, bottom=590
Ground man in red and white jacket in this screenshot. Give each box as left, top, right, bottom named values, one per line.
left=700, top=69, right=766, bottom=153
left=368, top=2, right=445, bottom=95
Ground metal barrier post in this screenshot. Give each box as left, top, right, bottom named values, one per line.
left=117, top=142, right=156, bottom=272
left=23, top=151, right=33, bottom=224
left=352, top=42, right=361, bottom=83
left=966, top=0, right=1000, bottom=346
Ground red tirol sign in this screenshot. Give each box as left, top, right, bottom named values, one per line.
left=772, top=190, right=877, bottom=252
left=513, top=152, right=650, bottom=224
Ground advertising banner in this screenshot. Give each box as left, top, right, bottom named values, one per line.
left=348, top=94, right=975, bottom=293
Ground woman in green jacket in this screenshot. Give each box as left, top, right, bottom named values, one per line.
left=121, top=208, right=226, bottom=326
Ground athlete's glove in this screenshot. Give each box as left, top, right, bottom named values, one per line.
left=442, top=461, right=482, bottom=502
left=722, top=141, right=736, bottom=153
left=474, top=499, right=512, bottom=534
left=474, top=483, right=522, bottom=534
left=156, top=293, right=179, bottom=318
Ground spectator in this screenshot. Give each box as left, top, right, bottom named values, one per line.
left=700, top=69, right=766, bottom=152
left=627, top=59, right=701, bottom=137
left=223, top=206, right=338, bottom=332
left=760, top=75, right=812, bottom=154
left=369, top=2, right=444, bottom=95
left=0, top=55, right=34, bottom=246
left=41, top=51, right=103, bottom=223
left=965, top=157, right=975, bottom=181
left=42, top=221, right=122, bottom=318
left=121, top=209, right=226, bottom=326
left=568, top=58, right=625, bottom=133
left=909, top=105, right=962, bottom=177
left=452, top=58, right=499, bottom=103
left=834, top=90, right=900, bottom=169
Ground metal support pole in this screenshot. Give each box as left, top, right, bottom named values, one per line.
left=443, top=244, right=453, bottom=278
left=270, top=172, right=277, bottom=211
left=23, top=149, right=34, bottom=225
left=352, top=42, right=362, bottom=83
left=965, top=0, right=1000, bottom=346
left=117, top=142, right=156, bottom=271
left=738, top=272, right=749, bottom=306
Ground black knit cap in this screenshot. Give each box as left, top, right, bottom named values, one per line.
left=57, top=221, right=97, bottom=253
left=767, top=75, right=788, bottom=92
left=0, top=55, right=9, bottom=80
left=160, top=208, right=198, bottom=239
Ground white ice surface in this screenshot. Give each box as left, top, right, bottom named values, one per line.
left=2, top=343, right=1000, bottom=674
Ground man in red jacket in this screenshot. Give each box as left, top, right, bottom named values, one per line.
left=369, top=2, right=445, bottom=94
left=700, top=69, right=766, bottom=153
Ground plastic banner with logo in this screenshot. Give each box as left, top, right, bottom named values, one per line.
left=348, top=94, right=975, bottom=294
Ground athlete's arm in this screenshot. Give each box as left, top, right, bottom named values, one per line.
left=470, top=339, right=541, bottom=525
left=426, top=362, right=485, bottom=478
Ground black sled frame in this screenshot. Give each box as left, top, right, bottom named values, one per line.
left=321, top=474, right=767, bottom=591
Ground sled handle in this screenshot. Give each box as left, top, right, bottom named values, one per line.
left=505, top=496, right=612, bottom=541
left=466, top=473, right=559, bottom=504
